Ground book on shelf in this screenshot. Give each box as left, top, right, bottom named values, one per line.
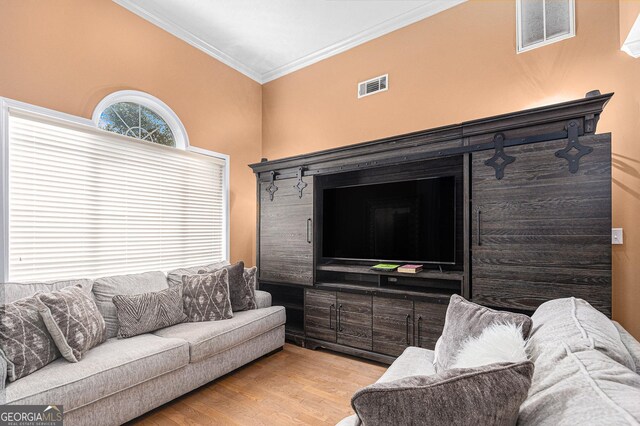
left=397, top=264, right=423, bottom=273
left=370, top=263, right=400, bottom=272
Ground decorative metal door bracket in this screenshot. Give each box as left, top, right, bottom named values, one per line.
left=266, top=171, right=278, bottom=201
left=485, top=133, right=515, bottom=180
left=294, top=166, right=308, bottom=198
left=555, top=120, right=593, bottom=174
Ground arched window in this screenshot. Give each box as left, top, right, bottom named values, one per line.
left=92, top=90, right=189, bottom=149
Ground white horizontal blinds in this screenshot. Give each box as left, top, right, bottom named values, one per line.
left=8, top=110, right=226, bottom=281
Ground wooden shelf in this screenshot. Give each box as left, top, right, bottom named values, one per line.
left=316, top=263, right=464, bottom=281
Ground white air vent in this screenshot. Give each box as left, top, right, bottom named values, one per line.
left=358, top=74, right=388, bottom=98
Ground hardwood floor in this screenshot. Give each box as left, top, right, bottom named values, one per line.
left=128, top=344, right=386, bottom=426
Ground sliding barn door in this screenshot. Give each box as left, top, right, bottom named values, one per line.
left=471, top=134, right=611, bottom=315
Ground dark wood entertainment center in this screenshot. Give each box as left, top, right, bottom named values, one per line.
left=250, top=92, right=613, bottom=364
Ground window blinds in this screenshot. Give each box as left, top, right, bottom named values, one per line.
left=7, top=110, right=227, bottom=281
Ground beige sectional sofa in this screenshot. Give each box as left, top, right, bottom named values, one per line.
left=338, top=297, right=640, bottom=426
left=0, top=267, right=286, bottom=425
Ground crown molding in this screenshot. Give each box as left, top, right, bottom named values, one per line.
left=113, top=0, right=264, bottom=82
left=114, top=0, right=466, bottom=84
left=261, top=0, right=466, bottom=83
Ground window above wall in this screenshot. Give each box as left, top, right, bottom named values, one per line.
left=517, top=0, right=575, bottom=53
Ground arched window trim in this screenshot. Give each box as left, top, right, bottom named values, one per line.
left=92, top=90, right=189, bottom=149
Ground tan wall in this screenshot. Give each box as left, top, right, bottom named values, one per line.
left=620, top=0, right=640, bottom=45
left=0, top=0, right=262, bottom=265
left=263, top=0, right=640, bottom=338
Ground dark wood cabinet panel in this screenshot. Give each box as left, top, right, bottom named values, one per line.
left=305, top=289, right=337, bottom=342
left=259, top=177, right=314, bottom=286
left=471, top=135, right=612, bottom=315
left=337, top=293, right=372, bottom=351
left=372, top=297, right=414, bottom=357
left=414, top=300, right=447, bottom=350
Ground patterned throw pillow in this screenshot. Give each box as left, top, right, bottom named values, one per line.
left=36, top=285, right=107, bottom=362
left=113, top=285, right=187, bottom=338
left=198, top=261, right=257, bottom=312
left=243, top=267, right=258, bottom=311
left=182, top=269, right=233, bottom=322
left=0, top=297, right=60, bottom=381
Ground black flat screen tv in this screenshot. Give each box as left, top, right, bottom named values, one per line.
left=322, top=176, right=456, bottom=265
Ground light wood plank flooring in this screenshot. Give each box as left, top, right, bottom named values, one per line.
left=128, top=344, right=386, bottom=426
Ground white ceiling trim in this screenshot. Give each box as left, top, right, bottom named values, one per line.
left=113, top=0, right=263, bottom=82
left=114, top=0, right=466, bottom=84
left=261, top=0, right=466, bottom=83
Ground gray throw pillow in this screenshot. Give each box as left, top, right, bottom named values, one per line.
left=112, top=285, right=187, bottom=338
left=182, top=269, right=233, bottom=322
left=243, top=267, right=258, bottom=311
left=36, top=285, right=107, bottom=362
left=0, top=296, right=60, bottom=381
left=352, top=361, right=534, bottom=426
left=435, top=295, right=532, bottom=372
left=198, top=261, right=256, bottom=312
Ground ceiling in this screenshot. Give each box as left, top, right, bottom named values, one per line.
left=114, top=0, right=466, bottom=83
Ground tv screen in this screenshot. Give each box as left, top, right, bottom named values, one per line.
left=322, top=176, right=456, bottom=264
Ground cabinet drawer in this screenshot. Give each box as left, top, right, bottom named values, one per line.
left=414, top=300, right=447, bottom=350
left=305, top=289, right=337, bottom=342
left=337, top=293, right=372, bottom=351
left=373, top=297, right=414, bottom=357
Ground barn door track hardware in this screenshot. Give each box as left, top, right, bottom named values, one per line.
left=294, top=166, right=308, bottom=198
left=555, top=120, right=593, bottom=173
left=484, top=133, right=515, bottom=180
left=266, top=171, right=278, bottom=201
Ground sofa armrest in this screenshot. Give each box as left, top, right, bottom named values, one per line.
left=255, top=290, right=272, bottom=309
left=613, top=321, right=640, bottom=374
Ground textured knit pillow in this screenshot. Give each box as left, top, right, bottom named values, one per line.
left=198, top=261, right=256, bottom=312
left=435, top=294, right=532, bottom=372
left=0, top=296, right=60, bottom=381
left=112, top=285, right=187, bottom=338
left=352, top=361, right=534, bottom=425
left=182, top=269, right=233, bottom=322
left=36, top=285, right=106, bottom=362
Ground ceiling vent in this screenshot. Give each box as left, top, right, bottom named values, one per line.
left=358, top=74, right=388, bottom=99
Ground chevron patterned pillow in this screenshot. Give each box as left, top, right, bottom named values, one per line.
left=112, top=285, right=187, bottom=338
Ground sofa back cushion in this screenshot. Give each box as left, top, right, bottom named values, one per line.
left=167, top=261, right=229, bottom=288
left=1, top=279, right=93, bottom=305
left=528, top=297, right=635, bottom=371
left=93, top=271, right=168, bottom=338
left=519, top=344, right=640, bottom=425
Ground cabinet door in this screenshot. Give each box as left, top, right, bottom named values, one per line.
left=259, top=177, right=314, bottom=286
left=305, top=289, right=337, bottom=342
left=372, top=297, right=414, bottom=357
left=337, top=293, right=372, bottom=350
left=471, top=135, right=611, bottom=314
left=414, top=301, right=447, bottom=350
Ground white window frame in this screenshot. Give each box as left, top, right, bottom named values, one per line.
left=0, top=96, right=230, bottom=282
left=516, top=0, right=576, bottom=53
left=92, top=90, right=190, bottom=149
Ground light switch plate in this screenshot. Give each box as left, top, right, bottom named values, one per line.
left=612, top=228, right=623, bottom=245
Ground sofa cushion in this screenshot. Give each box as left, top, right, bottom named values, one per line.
left=2, top=334, right=189, bottom=409
left=113, top=285, right=187, bottom=338
left=519, top=343, right=640, bottom=425
left=1, top=278, right=94, bottom=304
left=352, top=361, right=534, bottom=426
left=528, top=298, right=635, bottom=371
left=435, top=294, right=532, bottom=371
left=153, top=306, right=285, bottom=363
left=378, top=346, right=436, bottom=383
left=167, top=261, right=230, bottom=288
left=93, top=271, right=168, bottom=339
